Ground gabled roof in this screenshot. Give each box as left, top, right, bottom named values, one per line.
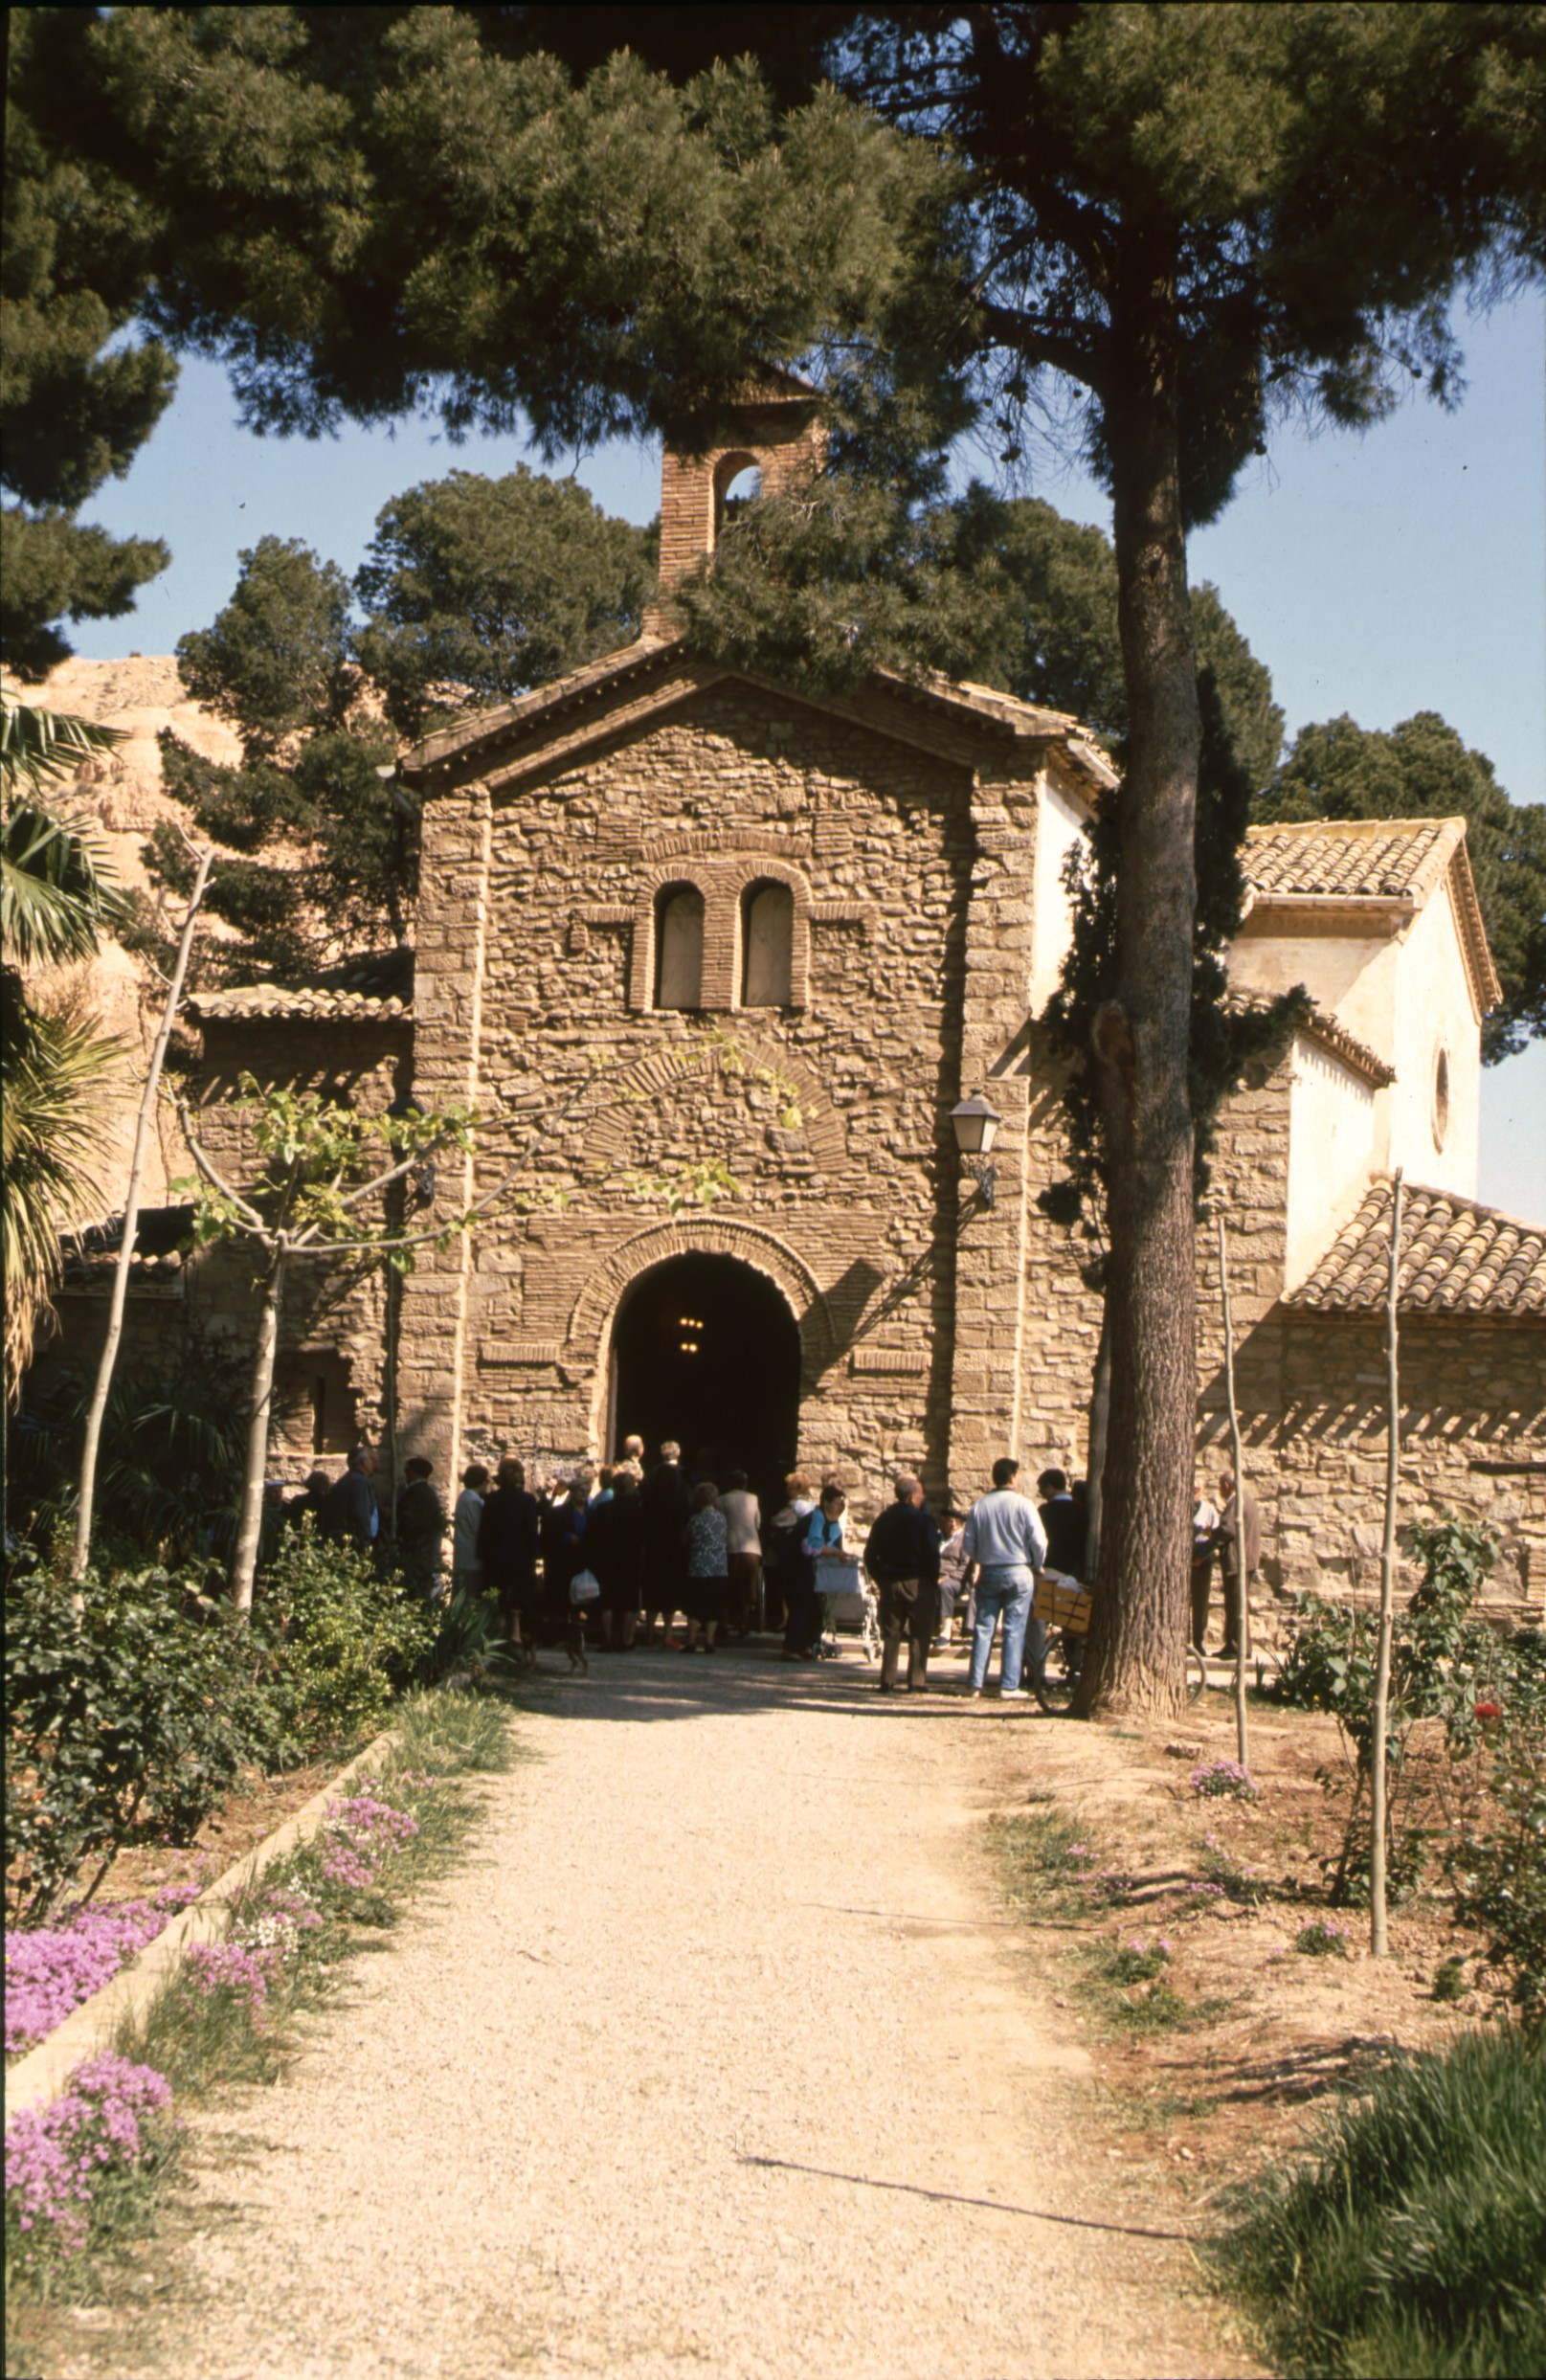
left=400, top=637, right=1118, bottom=796
left=1287, top=1178, right=1546, bottom=1317
left=1241, top=817, right=1501, bottom=1017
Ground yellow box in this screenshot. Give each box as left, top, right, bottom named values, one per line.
left=1032, top=1576, right=1093, bottom=1636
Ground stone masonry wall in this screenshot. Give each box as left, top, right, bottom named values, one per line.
left=399, top=680, right=1022, bottom=1530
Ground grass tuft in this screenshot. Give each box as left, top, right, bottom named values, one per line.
left=1218, top=2025, right=1546, bottom=2378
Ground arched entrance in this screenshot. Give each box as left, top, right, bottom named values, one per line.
left=608, top=1253, right=800, bottom=1515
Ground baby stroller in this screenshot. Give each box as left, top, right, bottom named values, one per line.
left=818, top=1556, right=883, bottom=1663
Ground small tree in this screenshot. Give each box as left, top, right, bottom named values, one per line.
left=1370, top=1170, right=1404, bottom=1956
left=71, top=838, right=214, bottom=1586
left=174, top=1078, right=473, bottom=1613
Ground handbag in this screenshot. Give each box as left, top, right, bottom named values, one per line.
left=569, top=1566, right=601, bottom=1605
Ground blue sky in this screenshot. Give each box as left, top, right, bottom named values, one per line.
left=71, top=298, right=1546, bottom=1220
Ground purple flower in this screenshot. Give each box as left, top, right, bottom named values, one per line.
left=6, top=1899, right=183, bottom=2055
left=1190, top=1759, right=1260, bottom=1801
left=5, top=2057, right=171, bottom=2255
left=316, top=1793, right=418, bottom=1892
left=178, top=1942, right=269, bottom=2014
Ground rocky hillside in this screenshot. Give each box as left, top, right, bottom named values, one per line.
left=3, top=655, right=241, bottom=1210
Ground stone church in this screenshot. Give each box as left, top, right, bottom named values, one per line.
left=54, top=386, right=1546, bottom=1618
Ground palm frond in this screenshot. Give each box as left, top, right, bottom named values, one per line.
left=1, top=700, right=123, bottom=797
left=3, top=999, right=128, bottom=1397
left=2, top=800, right=129, bottom=968
left=1, top=700, right=130, bottom=971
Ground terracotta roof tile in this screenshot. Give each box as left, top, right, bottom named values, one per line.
left=1296, top=1010, right=1395, bottom=1089
left=1288, top=1179, right=1546, bottom=1316
left=1244, top=818, right=1457, bottom=901
left=190, top=985, right=410, bottom=1022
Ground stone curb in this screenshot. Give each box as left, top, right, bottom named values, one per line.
left=5, top=1729, right=397, bottom=2119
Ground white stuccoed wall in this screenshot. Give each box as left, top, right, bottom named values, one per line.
left=1285, top=1037, right=1381, bottom=1289
left=1029, top=771, right=1091, bottom=1013
left=1386, top=877, right=1482, bottom=1198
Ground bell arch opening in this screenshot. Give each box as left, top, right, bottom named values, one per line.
left=607, top=1252, right=800, bottom=1518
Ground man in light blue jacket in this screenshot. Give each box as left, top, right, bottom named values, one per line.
left=961, top=1458, right=1048, bottom=1698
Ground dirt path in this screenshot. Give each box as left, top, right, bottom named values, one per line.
left=106, top=1654, right=1249, bottom=2379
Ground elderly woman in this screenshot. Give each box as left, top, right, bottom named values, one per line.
left=682, top=1480, right=729, bottom=1653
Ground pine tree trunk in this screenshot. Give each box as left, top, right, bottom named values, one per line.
left=1217, top=1214, right=1251, bottom=1769
left=228, top=1240, right=286, bottom=1615
left=1084, top=1292, right=1112, bottom=1583
left=1077, top=271, right=1199, bottom=1721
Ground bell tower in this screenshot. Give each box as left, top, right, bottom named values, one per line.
left=645, top=373, right=826, bottom=634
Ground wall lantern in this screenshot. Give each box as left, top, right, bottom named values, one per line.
left=950, top=1090, right=1001, bottom=1208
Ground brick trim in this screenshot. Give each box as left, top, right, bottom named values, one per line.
left=626, top=853, right=811, bottom=1013
left=564, top=1216, right=836, bottom=1385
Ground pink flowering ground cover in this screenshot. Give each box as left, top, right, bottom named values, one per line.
left=7, top=1770, right=437, bottom=2282
left=5, top=2055, right=174, bottom=2261
left=317, top=1792, right=419, bottom=1892
left=5, top=1884, right=204, bottom=2058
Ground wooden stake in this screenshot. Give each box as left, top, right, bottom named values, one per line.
left=1369, top=1171, right=1403, bottom=1957
left=1216, top=1213, right=1249, bottom=1770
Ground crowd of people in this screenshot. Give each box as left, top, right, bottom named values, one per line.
left=280, top=1437, right=1258, bottom=1691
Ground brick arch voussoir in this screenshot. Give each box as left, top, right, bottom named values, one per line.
left=566, top=1219, right=835, bottom=1395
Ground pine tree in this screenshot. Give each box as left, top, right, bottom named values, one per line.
left=1, top=11, right=175, bottom=674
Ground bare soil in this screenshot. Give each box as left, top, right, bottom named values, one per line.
left=91, top=1759, right=349, bottom=1913
left=983, top=1677, right=1490, bottom=2197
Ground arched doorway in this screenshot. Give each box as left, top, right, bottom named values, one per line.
left=608, top=1253, right=801, bottom=1516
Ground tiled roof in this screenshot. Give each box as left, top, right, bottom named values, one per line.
left=189, top=947, right=414, bottom=1024
left=1288, top=1179, right=1546, bottom=1316
left=1242, top=818, right=1501, bottom=1017
left=402, top=638, right=1120, bottom=791
left=1296, top=1010, right=1396, bottom=1089
left=1243, top=817, right=1460, bottom=901
left=59, top=1205, right=196, bottom=1290
left=190, top=984, right=410, bottom=1022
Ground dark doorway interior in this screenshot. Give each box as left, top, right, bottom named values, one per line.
left=610, top=1253, right=801, bottom=1516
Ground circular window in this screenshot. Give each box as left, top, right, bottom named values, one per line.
left=1433, top=1046, right=1451, bottom=1150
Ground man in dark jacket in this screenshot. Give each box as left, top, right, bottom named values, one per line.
left=584, top=1468, right=646, bottom=1650
left=395, top=1456, right=446, bottom=1601
left=640, top=1442, right=692, bottom=1643
left=863, top=1473, right=942, bottom=1694
left=285, top=1471, right=331, bottom=1531
left=1036, top=1469, right=1087, bottom=1579
left=478, top=1457, right=541, bottom=1651
left=318, top=1448, right=380, bottom=1550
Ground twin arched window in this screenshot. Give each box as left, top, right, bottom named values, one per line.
left=650, top=874, right=795, bottom=1011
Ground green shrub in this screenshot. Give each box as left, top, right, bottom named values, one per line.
left=1273, top=1516, right=1516, bottom=1902
left=250, top=1529, right=434, bottom=1760
left=8, top=1366, right=243, bottom=1569
left=1220, top=2028, right=1546, bottom=2378
left=1449, top=1727, right=1546, bottom=2032
left=5, top=1568, right=264, bottom=1922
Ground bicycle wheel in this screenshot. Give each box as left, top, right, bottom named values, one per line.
left=1033, top=1634, right=1081, bottom=1715
left=1186, top=1643, right=1208, bottom=1702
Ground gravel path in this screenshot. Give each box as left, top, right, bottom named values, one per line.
left=122, top=1652, right=1238, bottom=2379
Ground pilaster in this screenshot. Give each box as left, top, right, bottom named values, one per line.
left=396, top=782, right=492, bottom=1490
